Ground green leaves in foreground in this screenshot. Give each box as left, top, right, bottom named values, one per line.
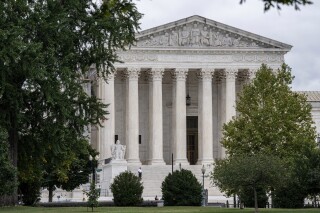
left=222, top=64, right=316, bottom=160
left=110, top=171, right=143, bottom=206
left=162, top=169, right=202, bottom=206
left=212, top=154, right=286, bottom=212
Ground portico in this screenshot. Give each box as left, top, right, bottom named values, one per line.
left=92, top=15, right=290, bottom=166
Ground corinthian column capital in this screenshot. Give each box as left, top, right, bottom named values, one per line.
left=171, top=68, right=188, bottom=81
left=125, top=67, right=140, bottom=80
left=148, top=68, right=164, bottom=81
left=197, top=68, right=214, bottom=80
left=225, top=68, right=238, bottom=80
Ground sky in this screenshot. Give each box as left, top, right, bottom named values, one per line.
left=133, top=0, right=320, bottom=91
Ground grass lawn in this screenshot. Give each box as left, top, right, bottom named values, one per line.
left=0, top=206, right=319, bottom=213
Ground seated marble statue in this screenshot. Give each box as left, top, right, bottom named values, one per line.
left=111, top=140, right=126, bottom=160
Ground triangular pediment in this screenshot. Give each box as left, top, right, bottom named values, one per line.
left=135, top=15, right=292, bottom=50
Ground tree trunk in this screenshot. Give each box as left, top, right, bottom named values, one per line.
left=3, top=111, right=19, bottom=206
left=254, top=187, right=259, bottom=213
left=48, top=185, right=54, bottom=202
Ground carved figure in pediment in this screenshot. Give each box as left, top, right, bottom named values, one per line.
left=232, top=37, right=241, bottom=47
left=222, top=34, right=233, bottom=47
left=190, top=23, right=200, bottom=46
left=160, top=32, right=170, bottom=46
left=179, top=26, right=190, bottom=46
left=212, top=31, right=223, bottom=46
left=169, top=30, right=178, bottom=46
left=150, top=35, right=159, bottom=46
left=200, top=26, right=210, bottom=46
left=251, top=41, right=258, bottom=47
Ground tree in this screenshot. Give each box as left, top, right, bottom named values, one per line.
left=110, top=171, right=143, bottom=206
left=84, top=178, right=100, bottom=212
left=273, top=148, right=320, bottom=208
left=305, top=148, right=320, bottom=206
left=222, top=64, right=317, bottom=160
left=161, top=169, right=202, bottom=206
left=41, top=141, right=98, bottom=202
left=212, top=154, right=286, bottom=213
left=0, top=127, right=18, bottom=203
left=220, top=63, right=318, bottom=208
left=0, top=0, right=141, bottom=204
left=239, top=0, right=313, bottom=11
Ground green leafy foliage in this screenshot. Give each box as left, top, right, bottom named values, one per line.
left=222, top=64, right=317, bottom=160
left=84, top=182, right=100, bottom=211
left=212, top=154, right=286, bottom=212
left=218, top=64, right=318, bottom=210
left=110, top=171, right=143, bottom=206
left=161, top=169, right=202, bottom=206
left=19, top=181, right=41, bottom=206
left=239, top=187, right=268, bottom=208
left=273, top=181, right=306, bottom=208
left=273, top=148, right=320, bottom=208
left=0, top=0, right=141, bottom=204
left=0, top=128, right=18, bottom=197
left=240, top=0, right=313, bottom=11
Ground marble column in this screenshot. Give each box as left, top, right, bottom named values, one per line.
left=125, top=67, right=141, bottom=165
left=100, top=72, right=116, bottom=160
left=217, top=72, right=226, bottom=159
left=148, top=68, right=166, bottom=165
left=225, top=68, right=237, bottom=122
left=197, top=68, right=214, bottom=165
left=172, top=68, right=189, bottom=165
left=222, top=68, right=237, bottom=158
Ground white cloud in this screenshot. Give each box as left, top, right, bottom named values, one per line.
left=134, top=0, right=320, bottom=91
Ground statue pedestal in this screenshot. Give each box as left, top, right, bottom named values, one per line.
left=99, top=159, right=127, bottom=197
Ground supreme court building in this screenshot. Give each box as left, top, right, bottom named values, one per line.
left=44, top=16, right=320, bottom=201
left=92, top=15, right=292, bottom=165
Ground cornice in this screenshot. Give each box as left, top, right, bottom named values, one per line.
left=119, top=48, right=289, bottom=55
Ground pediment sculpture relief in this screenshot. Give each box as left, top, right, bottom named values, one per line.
left=136, top=22, right=266, bottom=48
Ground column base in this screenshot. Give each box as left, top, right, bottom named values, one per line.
left=127, top=159, right=141, bottom=166
left=197, top=159, right=214, bottom=165
left=173, top=159, right=189, bottom=166
left=148, top=159, right=166, bottom=165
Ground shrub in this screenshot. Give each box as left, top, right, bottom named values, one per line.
left=273, top=183, right=306, bottom=208
left=161, top=169, right=202, bottom=206
left=110, top=171, right=143, bottom=206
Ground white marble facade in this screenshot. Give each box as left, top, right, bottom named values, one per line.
left=91, top=15, right=293, bottom=166
left=45, top=16, right=320, bottom=202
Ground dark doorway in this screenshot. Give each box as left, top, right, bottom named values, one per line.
left=187, top=116, right=198, bottom=165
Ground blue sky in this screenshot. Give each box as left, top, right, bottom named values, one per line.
left=134, top=0, right=320, bottom=91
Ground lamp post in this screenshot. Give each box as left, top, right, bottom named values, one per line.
left=201, top=165, right=206, bottom=207
left=89, top=155, right=99, bottom=185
